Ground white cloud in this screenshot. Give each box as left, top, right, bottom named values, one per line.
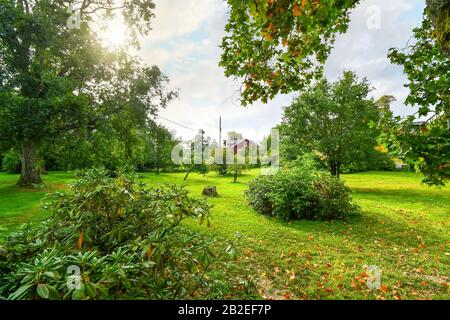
left=148, top=0, right=222, bottom=41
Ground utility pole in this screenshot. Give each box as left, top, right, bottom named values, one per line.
left=201, top=129, right=205, bottom=164
left=219, top=116, right=222, bottom=147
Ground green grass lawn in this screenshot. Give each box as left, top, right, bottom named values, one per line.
left=0, top=170, right=449, bottom=300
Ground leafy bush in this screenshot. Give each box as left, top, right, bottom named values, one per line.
left=245, top=161, right=359, bottom=221
left=0, top=168, right=248, bottom=300
left=2, top=149, right=21, bottom=173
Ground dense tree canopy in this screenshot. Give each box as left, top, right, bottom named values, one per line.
left=381, top=12, right=450, bottom=186
left=0, top=0, right=175, bottom=186
left=220, top=0, right=357, bottom=106
left=220, top=0, right=449, bottom=106
left=280, top=71, right=382, bottom=178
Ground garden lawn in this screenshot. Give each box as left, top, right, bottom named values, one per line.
left=0, top=170, right=449, bottom=299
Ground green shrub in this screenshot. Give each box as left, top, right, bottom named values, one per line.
left=2, top=149, right=21, bottom=173
left=245, top=165, right=359, bottom=221
left=0, top=168, right=248, bottom=300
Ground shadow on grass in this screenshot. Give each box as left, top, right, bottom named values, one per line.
left=253, top=206, right=446, bottom=250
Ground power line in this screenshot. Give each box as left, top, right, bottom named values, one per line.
left=155, top=114, right=197, bottom=132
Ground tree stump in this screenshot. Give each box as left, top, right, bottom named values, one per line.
left=202, top=186, right=218, bottom=197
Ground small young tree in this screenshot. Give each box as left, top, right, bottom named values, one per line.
left=184, top=130, right=210, bottom=181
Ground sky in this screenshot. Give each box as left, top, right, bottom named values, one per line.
left=139, top=0, right=426, bottom=142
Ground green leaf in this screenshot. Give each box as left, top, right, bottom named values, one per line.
left=85, top=282, right=96, bottom=299
left=37, top=283, right=50, bottom=299
left=71, top=283, right=85, bottom=300
left=47, top=285, right=59, bottom=300
left=9, top=284, right=33, bottom=300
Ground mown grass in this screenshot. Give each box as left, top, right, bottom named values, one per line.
left=0, top=170, right=448, bottom=300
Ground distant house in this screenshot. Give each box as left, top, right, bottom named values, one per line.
left=225, top=138, right=259, bottom=155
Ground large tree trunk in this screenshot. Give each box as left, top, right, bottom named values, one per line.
left=17, top=140, right=42, bottom=187
left=329, top=161, right=337, bottom=177
left=329, top=161, right=341, bottom=178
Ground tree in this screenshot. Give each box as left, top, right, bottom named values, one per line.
left=220, top=0, right=449, bottom=106
left=183, top=130, right=210, bottom=181
left=0, top=0, right=174, bottom=186
left=227, top=131, right=246, bottom=183
left=381, top=12, right=450, bottom=185
left=227, top=131, right=243, bottom=142
left=148, top=123, right=177, bottom=174
left=378, top=96, right=450, bottom=186
left=280, top=71, right=380, bottom=178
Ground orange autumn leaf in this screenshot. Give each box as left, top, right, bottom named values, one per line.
left=146, top=245, right=153, bottom=258
left=307, top=234, right=314, bottom=241
left=264, top=33, right=273, bottom=41
left=380, top=284, right=388, bottom=293
left=293, top=3, right=302, bottom=16
left=283, top=292, right=291, bottom=299
left=77, top=231, right=84, bottom=250
left=325, top=287, right=333, bottom=293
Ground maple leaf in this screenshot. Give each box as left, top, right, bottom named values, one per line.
left=283, top=292, right=291, bottom=299
left=380, top=284, right=389, bottom=293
